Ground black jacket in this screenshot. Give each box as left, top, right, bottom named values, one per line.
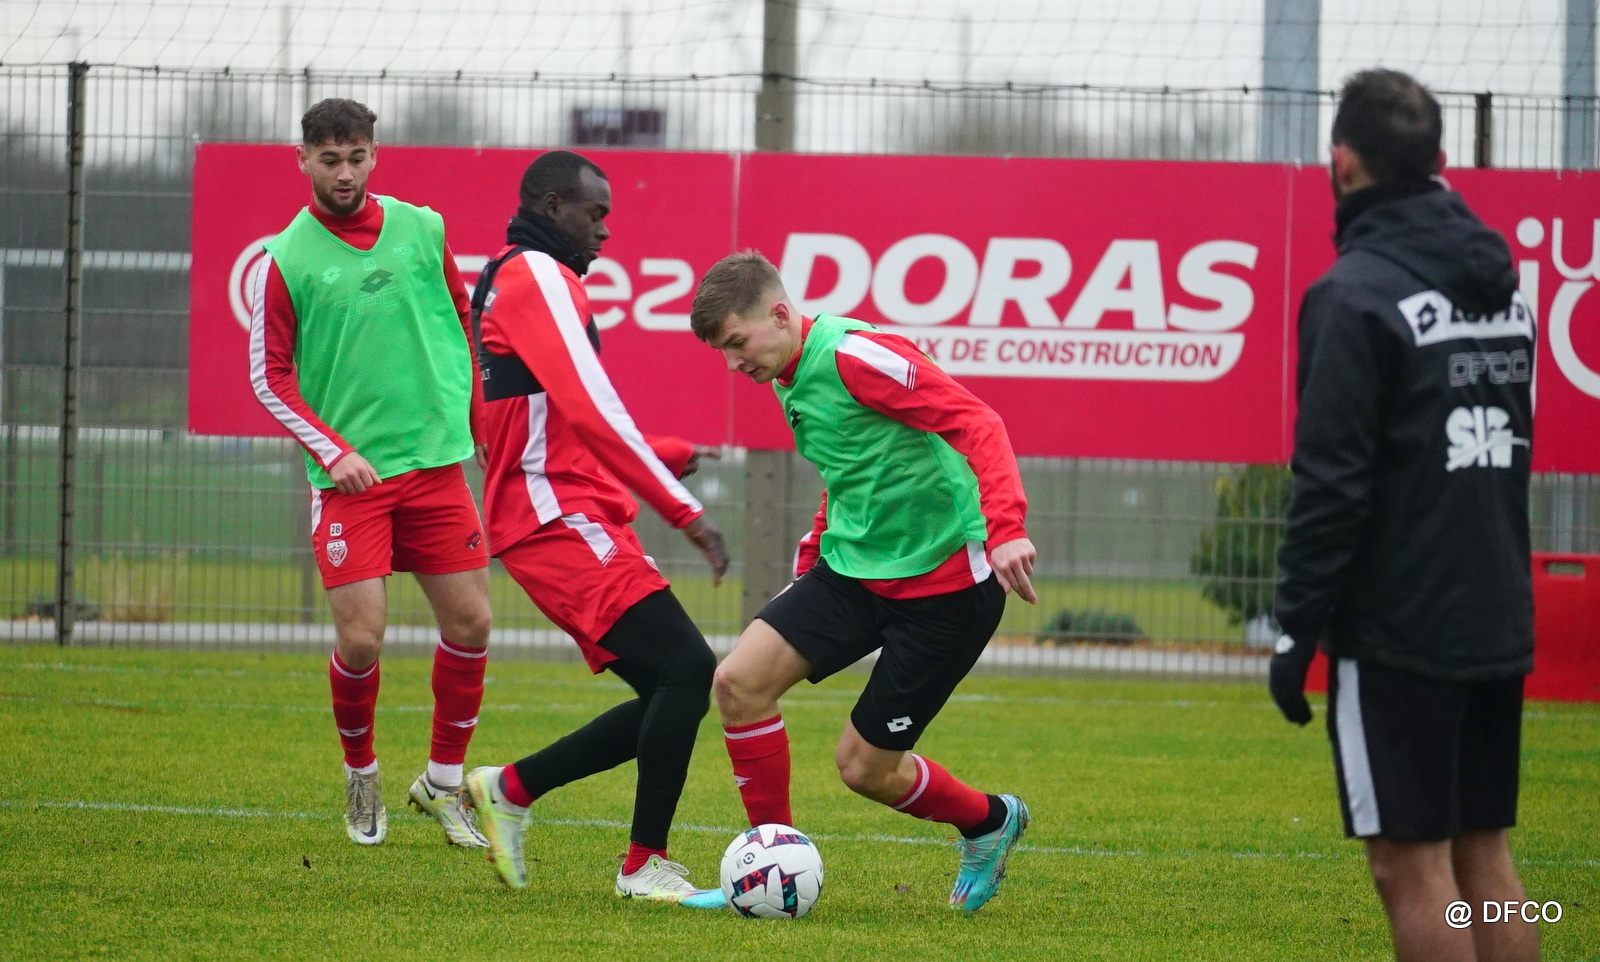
left=1273, top=180, right=1535, bottom=681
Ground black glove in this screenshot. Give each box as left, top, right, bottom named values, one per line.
left=1268, top=634, right=1316, bottom=726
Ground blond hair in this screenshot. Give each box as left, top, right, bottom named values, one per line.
left=689, top=250, right=786, bottom=342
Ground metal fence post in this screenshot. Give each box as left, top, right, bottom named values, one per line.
left=55, top=61, right=89, bottom=646
left=1475, top=92, right=1494, bottom=167
left=741, top=0, right=801, bottom=624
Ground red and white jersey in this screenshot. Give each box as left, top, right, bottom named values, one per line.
left=477, top=247, right=704, bottom=554
left=248, top=196, right=484, bottom=472
left=787, top=320, right=1030, bottom=599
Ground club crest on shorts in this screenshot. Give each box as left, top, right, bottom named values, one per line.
left=327, top=539, right=348, bottom=567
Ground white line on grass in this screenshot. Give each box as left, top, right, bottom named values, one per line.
left=0, top=694, right=602, bottom=714
left=4, top=799, right=1595, bottom=868
left=5, top=677, right=1595, bottom=723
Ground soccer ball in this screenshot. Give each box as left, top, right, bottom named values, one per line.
left=719, top=823, right=824, bottom=919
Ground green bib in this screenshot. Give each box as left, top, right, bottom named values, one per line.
left=265, top=197, right=473, bottom=488
left=775, top=314, right=988, bottom=579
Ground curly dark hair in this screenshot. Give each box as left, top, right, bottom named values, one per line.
left=301, top=98, right=377, bottom=146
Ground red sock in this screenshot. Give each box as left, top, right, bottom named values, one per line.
left=724, top=716, right=792, bottom=827
left=429, top=637, right=487, bottom=767
left=622, top=842, right=667, bottom=876
left=500, top=764, right=535, bottom=808
left=890, top=754, right=990, bottom=832
left=330, top=652, right=380, bottom=769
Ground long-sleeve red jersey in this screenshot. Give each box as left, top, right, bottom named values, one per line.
left=248, top=196, right=484, bottom=473
left=786, top=320, right=1029, bottom=599
left=476, top=247, right=704, bottom=555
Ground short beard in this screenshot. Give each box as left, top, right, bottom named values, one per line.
left=316, top=185, right=365, bottom=217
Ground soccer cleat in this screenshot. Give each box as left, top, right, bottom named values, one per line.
left=949, top=794, right=1030, bottom=912
left=343, top=767, right=387, bottom=846
left=615, top=854, right=721, bottom=906
left=462, top=766, right=529, bottom=889
left=680, top=887, right=731, bottom=911
left=408, top=773, right=488, bottom=848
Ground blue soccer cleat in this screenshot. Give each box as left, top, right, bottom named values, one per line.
left=949, top=794, right=1030, bottom=912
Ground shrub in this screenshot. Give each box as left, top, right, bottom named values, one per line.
left=1189, top=464, right=1292, bottom=626
left=1035, top=608, right=1146, bottom=645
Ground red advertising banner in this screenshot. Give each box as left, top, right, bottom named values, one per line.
left=189, top=144, right=738, bottom=445
left=733, top=155, right=1295, bottom=460
left=190, top=146, right=1600, bottom=472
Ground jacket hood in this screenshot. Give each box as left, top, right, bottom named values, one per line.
left=1336, top=181, right=1519, bottom=316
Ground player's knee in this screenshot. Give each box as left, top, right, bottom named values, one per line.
left=834, top=752, right=890, bottom=798
left=336, top=634, right=383, bottom=669
left=444, top=607, right=492, bottom=647
left=711, top=661, right=744, bottom=710
left=679, top=638, right=717, bottom=692
left=660, top=642, right=715, bottom=717
left=1364, top=842, right=1438, bottom=903
left=712, top=660, right=767, bottom=718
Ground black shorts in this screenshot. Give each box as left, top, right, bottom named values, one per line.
left=755, top=559, right=1006, bottom=752
left=1327, top=657, right=1523, bottom=841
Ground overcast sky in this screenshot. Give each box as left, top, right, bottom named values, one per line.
left=0, top=0, right=1584, bottom=95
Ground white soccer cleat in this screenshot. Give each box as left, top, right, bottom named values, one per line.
left=343, top=767, right=387, bottom=846
left=615, top=854, right=722, bottom=906
left=408, top=773, right=488, bottom=848
left=462, top=766, right=529, bottom=888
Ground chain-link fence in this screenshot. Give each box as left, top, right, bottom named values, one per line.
left=3, top=65, right=1597, bottom=678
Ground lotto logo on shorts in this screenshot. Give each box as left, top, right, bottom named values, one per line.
left=466, top=531, right=482, bottom=550
left=887, top=716, right=913, bottom=733
left=327, top=539, right=348, bottom=567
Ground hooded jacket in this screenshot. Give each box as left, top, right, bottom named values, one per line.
left=1273, top=180, right=1536, bottom=681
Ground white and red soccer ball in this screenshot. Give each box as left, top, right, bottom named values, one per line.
left=719, top=823, right=824, bottom=919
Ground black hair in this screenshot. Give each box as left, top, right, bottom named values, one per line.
left=518, top=150, right=608, bottom=211
left=1331, top=69, right=1442, bottom=183
left=301, top=98, right=376, bottom=146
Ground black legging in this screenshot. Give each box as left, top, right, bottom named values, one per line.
left=510, top=587, right=716, bottom=851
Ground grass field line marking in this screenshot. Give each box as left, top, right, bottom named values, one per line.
left=6, top=799, right=1595, bottom=868
left=0, top=799, right=318, bottom=819
left=11, top=661, right=325, bottom=680
left=6, top=684, right=1595, bottom=725
left=10, top=663, right=1598, bottom=721
left=0, top=694, right=600, bottom=714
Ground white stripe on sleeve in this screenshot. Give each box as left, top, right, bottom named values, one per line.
left=521, top=252, right=702, bottom=515
left=248, top=255, right=343, bottom=466
left=519, top=393, right=563, bottom=525
left=837, top=332, right=917, bottom=390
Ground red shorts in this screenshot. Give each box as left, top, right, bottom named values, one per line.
left=497, top=512, right=670, bottom=671
left=310, top=463, right=488, bottom=589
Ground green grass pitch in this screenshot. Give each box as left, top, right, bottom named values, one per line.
left=1, top=645, right=1595, bottom=961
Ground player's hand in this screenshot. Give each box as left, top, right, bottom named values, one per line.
left=990, top=537, right=1037, bottom=603
left=681, top=445, right=721, bottom=478
left=1268, top=633, right=1316, bottom=726
left=474, top=443, right=489, bottom=472
left=329, top=452, right=381, bottom=494
left=683, top=515, right=729, bottom=586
